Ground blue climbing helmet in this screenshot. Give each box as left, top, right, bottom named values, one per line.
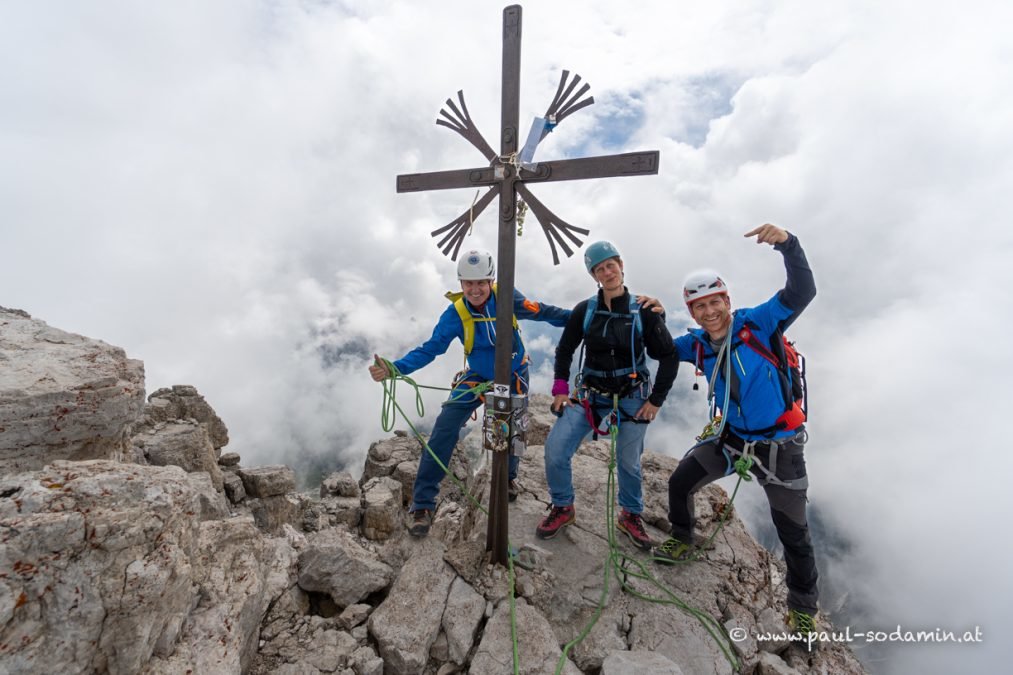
left=584, top=241, right=621, bottom=276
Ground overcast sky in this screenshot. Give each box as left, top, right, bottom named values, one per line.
left=2, top=1, right=1010, bottom=671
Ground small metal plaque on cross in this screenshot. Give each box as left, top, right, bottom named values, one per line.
left=396, top=4, right=660, bottom=565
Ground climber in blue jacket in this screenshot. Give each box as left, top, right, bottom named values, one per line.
left=369, top=249, right=569, bottom=537
left=656, top=223, right=820, bottom=638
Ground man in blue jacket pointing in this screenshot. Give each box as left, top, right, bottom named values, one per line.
left=369, top=249, right=570, bottom=537
left=655, top=223, right=820, bottom=637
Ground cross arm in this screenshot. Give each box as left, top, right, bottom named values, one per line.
left=519, top=150, right=659, bottom=184
left=396, top=166, right=499, bottom=193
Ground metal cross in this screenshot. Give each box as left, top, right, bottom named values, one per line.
left=396, top=4, right=660, bottom=565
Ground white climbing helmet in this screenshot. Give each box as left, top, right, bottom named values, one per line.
left=457, top=249, right=496, bottom=281
left=682, top=270, right=728, bottom=307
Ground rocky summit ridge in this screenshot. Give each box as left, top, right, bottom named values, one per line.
left=0, top=307, right=865, bottom=674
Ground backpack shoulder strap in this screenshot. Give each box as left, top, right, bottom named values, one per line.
left=737, top=321, right=779, bottom=368
left=629, top=299, right=643, bottom=340
left=582, top=295, right=598, bottom=335
left=448, top=295, right=475, bottom=356
left=445, top=286, right=518, bottom=357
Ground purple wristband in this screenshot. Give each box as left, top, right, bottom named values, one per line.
left=552, top=379, right=570, bottom=397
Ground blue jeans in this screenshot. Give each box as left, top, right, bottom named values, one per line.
left=411, top=370, right=522, bottom=512
left=543, top=389, right=649, bottom=514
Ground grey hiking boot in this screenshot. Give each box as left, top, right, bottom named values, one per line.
left=508, top=479, right=520, bottom=502
left=652, top=536, right=692, bottom=564
left=408, top=509, right=432, bottom=538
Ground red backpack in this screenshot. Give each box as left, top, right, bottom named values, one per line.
left=737, top=323, right=807, bottom=433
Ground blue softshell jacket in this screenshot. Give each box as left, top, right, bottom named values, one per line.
left=394, top=288, right=570, bottom=382
left=673, top=234, right=816, bottom=441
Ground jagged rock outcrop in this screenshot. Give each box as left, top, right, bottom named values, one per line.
left=134, top=420, right=225, bottom=491
left=0, top=308, right=145, bottom=474
left=1, top=311, right=866, bottom=674
left=142, top=385, right=229, bottom=450
left=0, top=460, right=295, bottom=675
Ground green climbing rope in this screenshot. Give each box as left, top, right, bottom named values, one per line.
left=375, top=362, right=521, bottom=674
left=553, top=396, right=742, bottom=673
left=378, top=369, right=743, bottom=674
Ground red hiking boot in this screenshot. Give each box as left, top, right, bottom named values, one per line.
left=617, top=510, right=653, bottom=551
left=535, top=505, right=575, bottom=539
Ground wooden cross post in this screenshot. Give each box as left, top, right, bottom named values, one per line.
left=396, top=4, right=659, bottom=565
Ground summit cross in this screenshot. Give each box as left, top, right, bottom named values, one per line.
left=396, top=4, right=660, bottom=565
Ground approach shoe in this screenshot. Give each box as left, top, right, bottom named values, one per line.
left=508, top=479, right=520, bottom=502
left=652, top=536, right=692, bottom=565
left=535, top=505, right=575, bottom=539
left=408, top=509, right=432, bottom=538
left=787, top=609, right=818, bottom=635
left=616, top=510, right=653, bottom=551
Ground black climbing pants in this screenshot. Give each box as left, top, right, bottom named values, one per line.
left=666, top=432, right=819, bottom=615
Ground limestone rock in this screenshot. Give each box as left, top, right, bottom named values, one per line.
left=360, top=476, right=402, bottom=541
left=758, top=651, right=803, bottom=675
left=248, top=495, right=304, bottom=535
left=470, top=599, right=582, bottom=675
left=223, top=471, right=247, bottom=504
left=143, top=385, right=229, bottom=450
left=145, top=517, right=297, bottom=674
left=0, top=461, right=201, bottom=674
left=297, top=529, right=393, bottom=608
left=303, top=496, right=360, bottom=532
left=360, top=435, right=420, bottom=489
left=219, top=452, right=241, bottom=467
left=0, top=309, right=145, bottom=474
left=442, top=577, right=486, bottom=664
left=602, top=650, right=685, bottom=675
left=136, top=420, right=225, bottom=491
left=239, top=465, right=296, bottom=498
left=368, top=539, right=456, bottom=675
left=350, top=645, right=383, bottom=675
left=185, top=471, right=230, bottom=520
left=336, top=603, right=371, bottom=630
left=320, top=471, right=359, bottom=499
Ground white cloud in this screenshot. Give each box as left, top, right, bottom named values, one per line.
left=3, top=1, right=1011, bottom=671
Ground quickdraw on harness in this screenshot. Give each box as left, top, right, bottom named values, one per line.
left=445, top=283, right=520, bottom=365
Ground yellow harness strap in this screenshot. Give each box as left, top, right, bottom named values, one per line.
left=445, top=283, right=519, bottom=356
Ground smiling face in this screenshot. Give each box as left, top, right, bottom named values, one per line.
left=689, top=293, right=732, bottom=339
left=592, top=257, right=624, bottom=293
left=461, top=279, right=493, bottom=306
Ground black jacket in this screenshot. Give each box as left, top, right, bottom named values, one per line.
left=554, top=288, right=678, bottom=406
